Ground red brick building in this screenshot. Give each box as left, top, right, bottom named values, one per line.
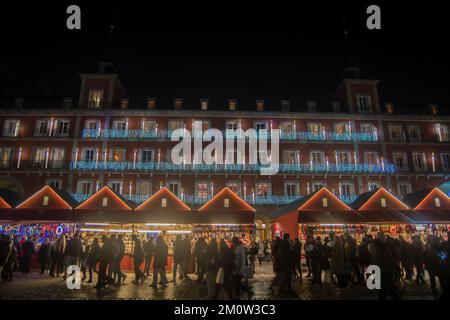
left=0, top=69, right=449, bottom=238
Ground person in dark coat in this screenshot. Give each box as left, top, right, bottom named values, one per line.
left=311, top=236, right=325, bottom=287
left=277, top=233, right=296, bottom=295
left=181, top=235, right=192, bottom=280
left=38, top=238, right=51, bottom=274
left=143, top=236, right=154, bottom=276
left=411, top=235, right=426, bottom=285
left=64, top=232, right=83, bottom=280
left=0, top=234, right=12, bottom=280
left=21, top=236, right=35, bottom=274
left=269, top=236, right=282, bottom=292
left=114, top=234, right=127, bottom=285
left=399, top=235, right=413, bottom=280
left=293, top=238, right=303, bottom=280
left=214, top=239, right=234, bottom=299
left=370, top=233, right=399, bottom=300
left=152, top=234, right=168, bottom=288
left=49, top=235, right=65, bottom=277
left=95, top=235, right=113, bottom=292
left=193, top=237, right=207, bottom=282
left=424, top=236, right=445, bottom=294
left=87, top=237, right=100, bottom=283
left=131, top=234, right=146, bottom=284
left=205, top=237, right=219, bottom=299
left=172, top=235, right=185, bottom=284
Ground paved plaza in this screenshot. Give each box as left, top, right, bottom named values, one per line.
left=0, top=262, right=439, bottom=300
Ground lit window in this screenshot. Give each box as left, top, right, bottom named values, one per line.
left=256, top=182, right=271, bottom=197
left=228, top=100, right=237, bottom=111
left=357, top=95, right=371, bottom=113
left=380, top=198, right=386, bottom=208
left=55, top=120, right=70, bottom=137
left=42, top=196, right=49, bottom=206
left=162, top=198, right=167, bottom=208
left=322, top=198, right=328, bottom=208
left=256, top=100, right=264, bottom=112
left=3, top=120, right=20, bottom=137
left=201, top=100, right=208, bottom=110
left=224, top=198, right=230, bottom=208
left=88, top=89, right=104, bottom=108
left=102, top=197, right=108, bottom=207
left=435, top=197, right=441, bottom=208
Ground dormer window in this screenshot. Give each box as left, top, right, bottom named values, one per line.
left=385, top=103, right=394, bottom=114
left=200, top=99, right=209, bottom=110
left=174, top=98, right=183, bottom=110
left=120, top=98, right=129, bottom=109
left=228, top=99, right=237, bottom=111
left=281, top=100, right=290, bottom=112
left=147, top=98, right=156, bottom=109
left=256, top=100, right=264, bottom=112
left=430, top=104, right=439, bottom=115
left=88, top=89, right=104, bottom=108
left=307, top=101, right=317, bottom=112
left=357, top=95, right=371, bottom=113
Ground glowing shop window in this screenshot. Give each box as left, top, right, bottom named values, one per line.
left=380, top=198, right=387, bottom=208
left=161, top=198, right=167, bottom=208
left=224, top=198, right=230, bottom=208
left=435, top=197, right=441, bottom=208
left=102, top=197, right=108, bottom=207
left=42, top=196, right=49, bottom=206
left=322, top=197, right=328, bottom=208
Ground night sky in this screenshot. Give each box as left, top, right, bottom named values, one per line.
left=2, top=2, right=449, bottom=114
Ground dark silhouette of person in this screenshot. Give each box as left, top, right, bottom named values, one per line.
left=143, top=236, right=154, bottom=276
left=131, top=234, right=146, bottom=284
left=21, top=236, right=35, bottom=274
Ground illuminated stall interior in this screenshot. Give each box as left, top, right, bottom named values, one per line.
left=195, top=187, right=256, bottom=243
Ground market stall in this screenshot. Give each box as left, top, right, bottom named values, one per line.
left=194, top=187, right=256, bottom=243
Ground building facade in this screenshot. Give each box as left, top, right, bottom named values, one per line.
left=0, top=71, right=449, bottom=224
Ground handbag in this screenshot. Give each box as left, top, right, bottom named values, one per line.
left=216, top=267, right=225, bottom=284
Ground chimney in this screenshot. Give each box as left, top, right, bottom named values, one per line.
left=281, top=100, right=290, bottom=112
left=200, top=99, right=209, bottom=111
left=62, top=97, right=73, bottom=109
left=256, top=100, right=265, bottom=112
left=228, top=99, right=237, bottom=111
left=385, top=103, right=394, bottom=114
left=147, top=98, right=157, bottom=109
left=120, top=98, right=129, bottom=109
left=174, top=98, right=183, bottom=110
left=429, top=104, right=439, bottom=115
left=14, top=98, right=24, bottom=109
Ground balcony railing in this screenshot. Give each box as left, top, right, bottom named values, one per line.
left=81, top=129, right=378, bottom=142
left=0, top=160, right=68, bottom=170
left=70, top=193, right=358, bottom=206
left=69, top=161, right=396, bottom=174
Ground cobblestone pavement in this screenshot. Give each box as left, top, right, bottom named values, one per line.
left=0, top=262, right=439, bottom=300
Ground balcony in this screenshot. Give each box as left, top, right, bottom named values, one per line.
left=81, top=128, right=378, bottom=142
left=70, top=193, right=358, bottom=206
left=0, top=160, right=68, bottom=170
left=69, top=161, right=396, bottom=174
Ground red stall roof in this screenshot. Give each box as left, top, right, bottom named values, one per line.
left=16, top=185, right=74, bottom=210
left=407, top=188, right=450, bottom=211
left=353, top=187, right=410, bottom=211
left=135, top=187, right=191, bottom=211
left=76, top=186, right=132, bottom=211
left=0, top=196, right=11, bottom=209
left=196, top=187, right=255, bottom=224
left=297, top=188, right=352, bottom=212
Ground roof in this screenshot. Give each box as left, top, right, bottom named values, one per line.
left=135, top=187, right=191, bottom=211
left=351, top=187, right=410, bottom=211
left=198, top=187, right=255, bottom=212
left=75, top=186, right=134, bottom=210
left=16, top=185, right=75, bottom=209
left=271, top=191, right=320, bottom=218
left=403, top=188, right=450, bottom=211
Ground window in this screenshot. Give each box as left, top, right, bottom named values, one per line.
left=46, top=179, right=62, bottom=190
left=81, top=148, right=96, bottom=161
left=201, top=100, right=208, bottom=110
left=282, top=150, right=299, bottom=164
left=108, top=180, right=123, bottom=194
left=254, top=121, right=267, bottom=131
left=31, top=147, right=47, bottom=167
left=102, top=197, right=108, bottom=207
left=85, top=120, right=99, bottom=131
left=76, top=180, right=92, bottom=194
left=279, top=121, right=295, bottom=135
left=380, top=198, right=387, bottom=208
left=35, top=120, right=49, bottom=136
left=168, top=120, right=184, bottom=131
left=256, top=182, right=271, bottom=197
left=228, top=100, right=237, bottom=111
left=438, top=125, right=449, bottom=141
left=312, top=182, right=327, bottom=192
left=88, top=89, right=104, bottom=108
left=435, top=198, right=441, bottom=208
left=340, top=182, right=355, bottom=196
left=136, top=180, right=152, bottom=195
left=166, top=181, right=181, bottom=197
left=364, top=152, right=380, bottom=165
left=368, top=182, right=380, bottom=191
left=310, top=151, right=325, bottom=164
left=412, top=153, right=427, bottom=171
left=195, top=182, right=210, bottom=200
left=226, top=182, right=241, bottom=195
left=388, top=124, right=403, bottom=141
left=42, top=196, right=49, bottom=206
left=112, top=120, right=127, bottom=131
left=224, top=198, right=230, bottom=208
left=307, top=122, right=322, bottom=135
left=357, top=95, right=371, bottom=113
left=161, top=198, right=167, bottom=207
left=110, top=148, right=126, bottom=162
left=51, top=148, right=65, bottom=168
left=322, top=197, right=328, bottom=208
left=334, top=122, right=349, bottom=134
left=440, top=153, right=450, bottom=171
left=407, top=125, right=421, bottom=141
left=392, top=152, right=409, bottom=171
left=142, top=120, right=157, bottom=132
left=3, top=120, right=20, bottom=137
left=284, top=182, right=300, bottom=197
left=53, top=120, right=70, bottom=137
left=256, top=100, right=264, bottom=112
left=307, top=101, right=317, bottom=112
left=398, top=183, right=412, bottom=196
left=0, top=147, right=14, bottom=168
left=225, top=120, right=239, bottom=130
left=360, top=123, right=375, bottom=134
left=336, top=151, right=352, bottom=164
left=193, top=120, right=210, bottom=131
left=139, top=149, right=154, bottom=162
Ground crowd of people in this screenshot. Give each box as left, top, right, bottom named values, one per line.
left=269, top=231, right=450, bottom=299
left=1, top=230, right=449, bottom=299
